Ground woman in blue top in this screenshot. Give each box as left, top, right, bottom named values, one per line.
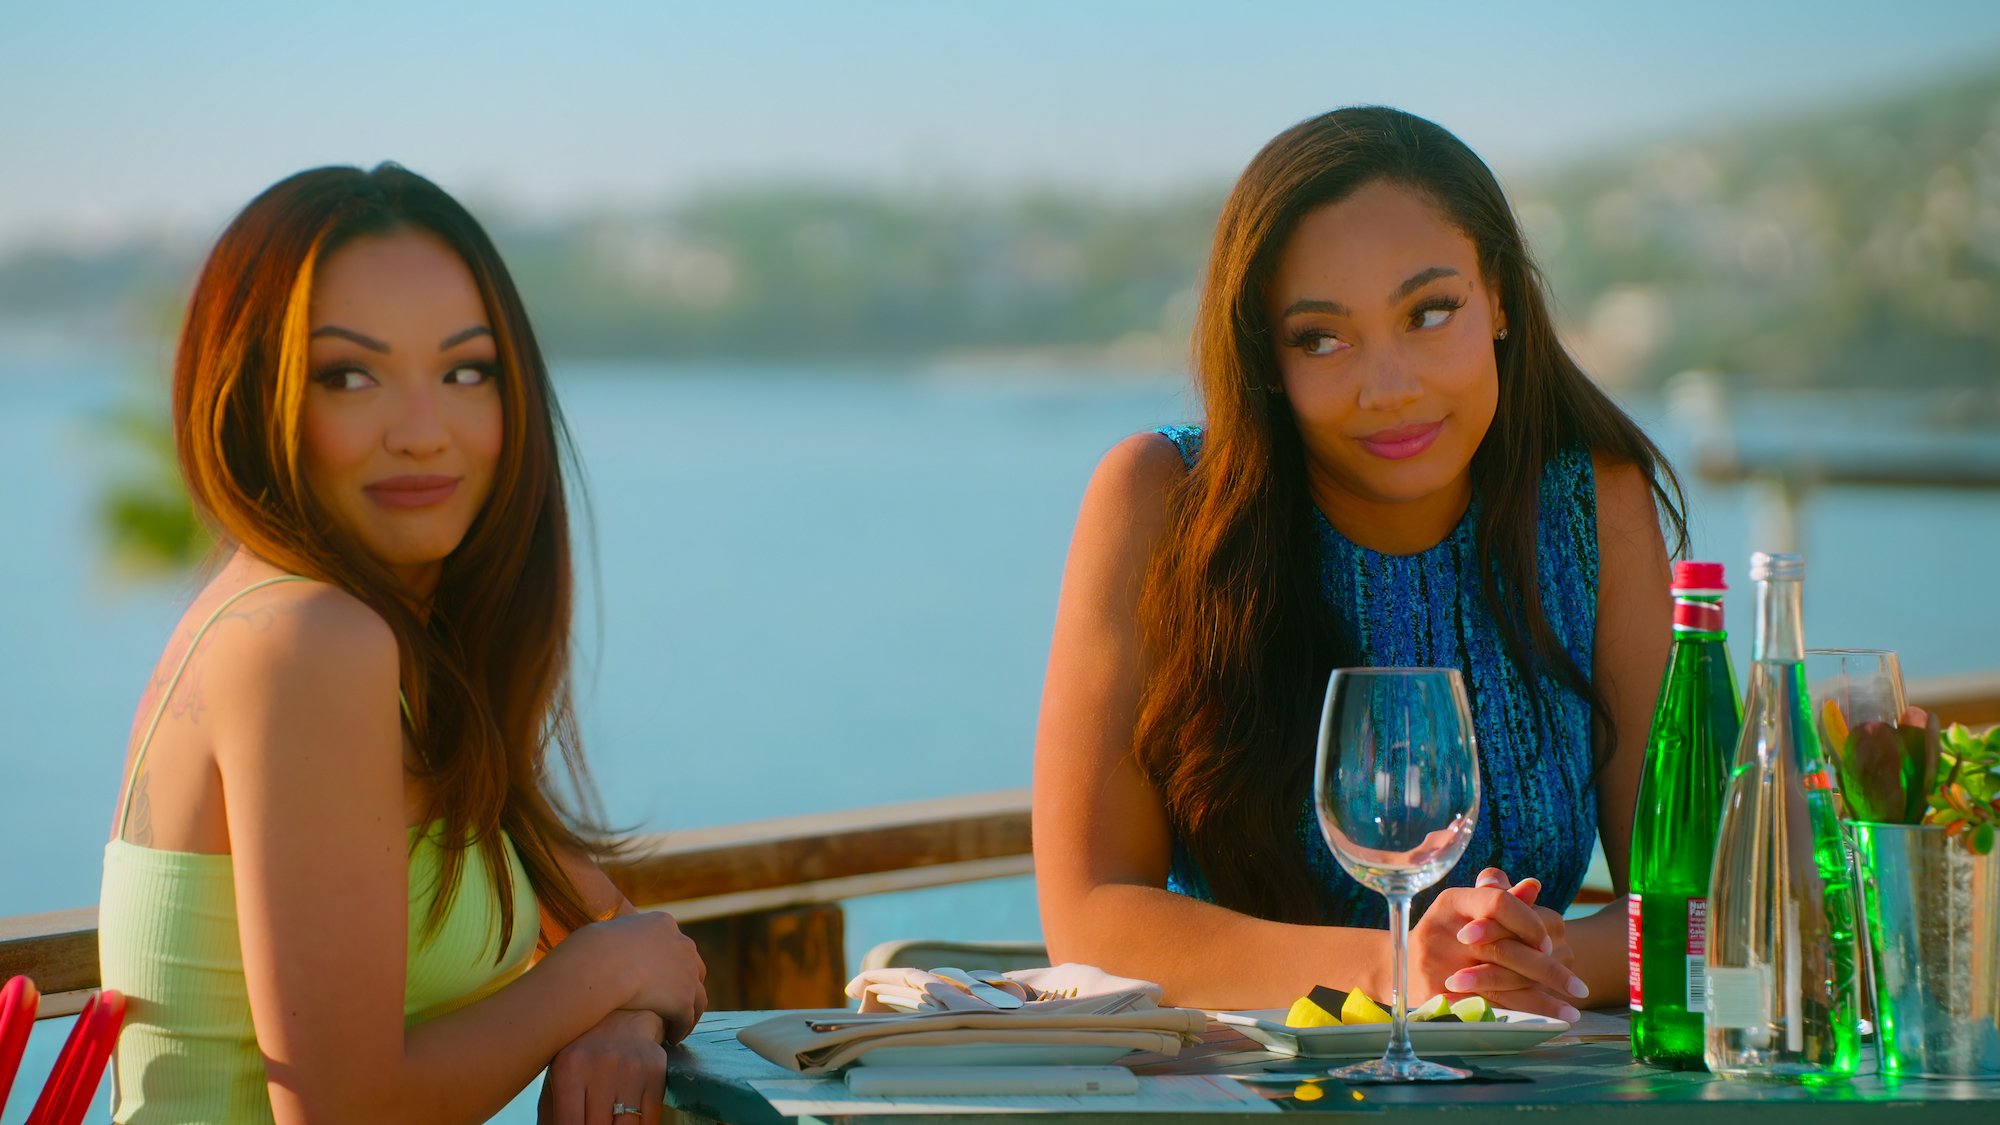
left=1033, top=107, right=1685, bottom=1019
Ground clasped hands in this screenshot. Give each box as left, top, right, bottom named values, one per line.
left=539, top=911, right=708, bottom=1125
left=1406, top=867, right=1585, bottom=1022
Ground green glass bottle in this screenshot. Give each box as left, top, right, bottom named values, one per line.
left=1629, top=561, right=1741, bottom=1069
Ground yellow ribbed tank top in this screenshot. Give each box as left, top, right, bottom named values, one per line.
left=97, top=576, right=539, bottom=1123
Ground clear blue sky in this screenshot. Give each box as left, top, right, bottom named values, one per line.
left=3, top=0, right=1998, bottom=250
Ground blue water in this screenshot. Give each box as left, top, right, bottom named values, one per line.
left=3, top=357, right=1996, bottom=1121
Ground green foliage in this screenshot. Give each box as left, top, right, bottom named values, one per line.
left=494, top=185, right=1222, bottom=361
left=5, top=61, right=1996, bottom=383
left=1930, top=724, right=2000, bottom=854
left=1833, top=716, right=1939, bottom=825
left=1515, top=64, right=2000, bottom=390
left=95, top=390, right=208, bottom=574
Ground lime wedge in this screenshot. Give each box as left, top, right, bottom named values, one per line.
left=1409, top=994, right=1452, bottom=1022
left=1449, top=996, right=1497, bottom=1022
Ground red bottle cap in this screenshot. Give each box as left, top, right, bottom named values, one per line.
left=1671, top=561, right=1727, bottom=595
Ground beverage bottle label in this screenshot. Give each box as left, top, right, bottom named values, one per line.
left=1705, top=965, right=1770, bottom=1030
left=1686, top=898, right=1708, bottom=1012
left=1628, top=896, right=1644, bottom=1011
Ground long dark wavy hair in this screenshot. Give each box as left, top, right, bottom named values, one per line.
left=1133, top=107, right=1687, bottom=924
left=173, top=164, right=605, bottom=955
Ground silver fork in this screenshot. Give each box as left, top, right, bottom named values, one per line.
left=1074, top=990, right=1144, bottom=1015
left=806, top=1009, right=981, bottom=1033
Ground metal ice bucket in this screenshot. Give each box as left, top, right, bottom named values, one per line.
left=1851, top=821, right=2000, bottom=1079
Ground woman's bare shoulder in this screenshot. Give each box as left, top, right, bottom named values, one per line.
left=194, top=573, right=393, bottom=661
left=1588, top=452, right=1671, bottom=617
left=1055, top=431, right=1190, bottom=581
left=1588, top=452, right=1663, bottom=547
left=1086, top=431, right=1188, bottom=512
left=183, top=572, right=400, bottom=730
left=120, top=566, right=403, bottom=848
left=1108, top=428, right=1189, bottom=475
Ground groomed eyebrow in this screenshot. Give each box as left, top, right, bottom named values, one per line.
left=1280, top=266, right=1465, bottom=320
left=1391, top=266, right=1461, bottom=302
left=307, top=324, right=493, bottom=352
left=439, top=325, right=492, bottom=350
left=309, top=325, right=389, bottom=352
left=1280, top=297, right=1352, bottom=319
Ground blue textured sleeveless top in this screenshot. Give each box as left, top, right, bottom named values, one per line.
left=1155, top=425, right=1601, bottom=926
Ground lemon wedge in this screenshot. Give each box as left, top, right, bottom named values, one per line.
left=1284, top=995, right=1342, bottom=1027
left=1821, top=699, right=1851, bottom=754
left=1340, top=988, right=1393, bottom=1025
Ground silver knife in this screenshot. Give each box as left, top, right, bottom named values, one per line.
left=932, top=966, right=1024, bottom=1009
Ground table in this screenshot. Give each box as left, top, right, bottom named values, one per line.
left=667, top=1010, right=2000, bottom=1125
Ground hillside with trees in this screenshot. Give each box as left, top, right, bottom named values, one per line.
left=3, top=61, right=1994, bottom=389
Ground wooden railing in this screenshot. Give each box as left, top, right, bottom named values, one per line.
left=605, top=789, right=1031, bottom=1011
left=5, top=674, right=1995, bottom=1016
left=0, top=789, right=1032, bottom=1017
left=1908, top=673, right=2000, bottom=728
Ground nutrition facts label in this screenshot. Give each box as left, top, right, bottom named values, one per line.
left=1686, top=898, right=1708, bottom=1010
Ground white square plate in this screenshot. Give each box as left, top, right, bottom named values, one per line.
left=1212, top=1008, right=1569, bottom=1058
left=852, top=1042, right=1140, bottom=1067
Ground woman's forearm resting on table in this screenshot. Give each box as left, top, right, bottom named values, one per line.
left=1047, top=873, right=1605, bottom=1019
left=264, top=927, right=632, bottom=1125
left=1564, top=896, right=1633, bottom=1007
left=1045, top=880, right=1392, bottom=1010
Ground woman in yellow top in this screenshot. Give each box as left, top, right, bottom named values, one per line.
left=97, top=164, right=706, bottom=1124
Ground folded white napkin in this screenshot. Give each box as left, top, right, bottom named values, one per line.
left=737, top=965, right=1196, bottom=1074
left=845, top=963, right=1164, bottom=1014
left=738, top=1005, right=1207, bottom=1074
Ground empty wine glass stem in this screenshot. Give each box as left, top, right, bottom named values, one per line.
left=1386, top=891, right=1418, bottom=1071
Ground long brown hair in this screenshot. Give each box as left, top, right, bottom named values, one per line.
left=173, top=164, right=603, bottom=953
left=1134, top=107, right=1688, bottom=924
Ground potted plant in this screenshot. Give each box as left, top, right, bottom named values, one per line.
left=1828, top=710, right=1999, bottom=852
left=1832, top=715, right=2000, bottom=1079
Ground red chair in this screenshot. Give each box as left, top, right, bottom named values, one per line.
left=25, top=988, right=125, bottom=1125
left=0, top=975, right=40, bottom=1114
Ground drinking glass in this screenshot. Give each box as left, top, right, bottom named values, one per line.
left=1314, top=667, right=1480, bottom=1082
left=1806, top=648, right=1907, bottom=778
left=1806, top=646, right=1905, bottom=1043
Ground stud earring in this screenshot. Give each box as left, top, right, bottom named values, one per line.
left=1495, top=327, right=1509, bottom=341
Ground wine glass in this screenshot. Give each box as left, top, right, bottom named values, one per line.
left=1314, top=667, right=1480, bottom=1083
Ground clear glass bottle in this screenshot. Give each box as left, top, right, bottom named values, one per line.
left=1630, top=561, right=1741, bottom=1068
left=1703, top=552, right=1860, bottom=1080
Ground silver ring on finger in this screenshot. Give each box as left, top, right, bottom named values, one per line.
left=611, top=1102, right=643, bottom=1117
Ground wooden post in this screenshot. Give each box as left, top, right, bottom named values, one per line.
left=682, top=904, right=847, bottom=1011
left=738, top=904, right=847, bottom=1009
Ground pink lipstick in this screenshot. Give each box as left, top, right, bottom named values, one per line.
left=1358, top=420, right=1444, bottom=461
left=364, top=475, right=459, bottom=509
